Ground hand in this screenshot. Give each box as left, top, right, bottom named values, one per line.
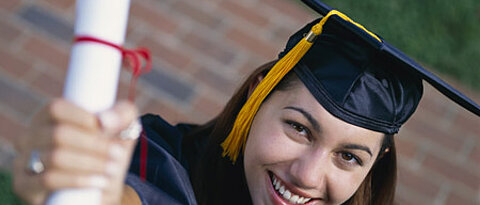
left=13, top=99, right=140, bottom=205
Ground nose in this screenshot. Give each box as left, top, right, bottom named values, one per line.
left=289, top=148, right=329, bottom=190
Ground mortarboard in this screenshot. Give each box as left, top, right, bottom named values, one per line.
left=221, top=0, right=480, bottom=163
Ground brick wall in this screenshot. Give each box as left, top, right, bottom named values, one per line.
left=0, top=0, right=479, bottom=204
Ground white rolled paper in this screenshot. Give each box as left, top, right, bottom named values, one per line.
left=47, top=0, right=131, bottom=204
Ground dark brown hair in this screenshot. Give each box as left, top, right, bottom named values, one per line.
left=345, top=135, right=396, bottom=205
left=182, top=61, right=397, bottom=205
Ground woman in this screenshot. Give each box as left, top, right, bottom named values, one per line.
left=13, top=3, right=479, bottom=205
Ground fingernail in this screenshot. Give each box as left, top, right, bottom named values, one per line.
left=88, top=175, right=108, bottom=188
left=105, top=162, right=120, bottom=176
left=119, top=119, right=142, bottom=140
left=109, top=144, right=124, bottom=160
left=98, top=110, right=119, bottom=130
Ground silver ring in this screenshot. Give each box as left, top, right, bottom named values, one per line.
left=119, top=119, right=142, bottom=140
left=27, top=150, right=45, bottom=175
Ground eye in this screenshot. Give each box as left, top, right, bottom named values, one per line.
left=341, top=152, right=354, bottom=161
left=286, top=121, right=307, bottom=134
left=291, top=122, right=306, bottom=133
left=284, top=120, right=311, bottom=142
left=340, top=152, right=363, bottom=166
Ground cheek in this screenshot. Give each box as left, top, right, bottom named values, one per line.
left=244, top=120, right=303, bottom=169
left=244, top=120, right=306, bottom=203
left=328, top=170, right=371, bottom=203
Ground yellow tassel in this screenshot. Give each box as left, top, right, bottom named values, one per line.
left=221, top=37, right=314, bottom=163
left=321, top=10, right=382, bottom=42
left=221, top=10, right=381, bottom=163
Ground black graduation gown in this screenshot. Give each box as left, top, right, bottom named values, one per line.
left=126, top=114, right=199, bottom=205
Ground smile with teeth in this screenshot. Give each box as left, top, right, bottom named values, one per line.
left=271, top=175, right=312, bottom=204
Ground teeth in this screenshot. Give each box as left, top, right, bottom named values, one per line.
left=290, top=194, right=299, bottom=203
left=275, top=181, right=281, bottom=190
left=283, top=190, right=291, bottom=200
left=271, top=174, right=312, bottom=204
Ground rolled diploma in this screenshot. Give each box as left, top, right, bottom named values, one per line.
left=46, top=0, right=131, bottom=204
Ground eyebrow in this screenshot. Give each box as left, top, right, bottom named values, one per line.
left=342, top=144, right=372, bottom=157
left=283, top=106, right=321, bottom=133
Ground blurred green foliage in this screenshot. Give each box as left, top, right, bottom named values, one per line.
left=0, top=170, right=26, bottom=205
left=301, top=0, right=480, bottom=89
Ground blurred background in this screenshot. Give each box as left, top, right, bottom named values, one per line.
left=0, top=0, right=478, bottom=204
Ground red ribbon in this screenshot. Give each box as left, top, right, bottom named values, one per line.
left=74, top=36, right=151, bottom=181
left=74, top=36, right=152, bottom=101
left=139, top=130, right=148, bottom=181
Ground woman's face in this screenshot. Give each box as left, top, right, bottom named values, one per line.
left=243, top=83, right=384, bottom=205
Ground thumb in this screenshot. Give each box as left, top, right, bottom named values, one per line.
left=97, top=101, right=140, bottom=139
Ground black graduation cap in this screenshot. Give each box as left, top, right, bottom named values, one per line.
left=301, top=0, right=480, bottom=114
left=280, top=0, right=480, bottom=134
left=221, top=0, right=479, bottom=162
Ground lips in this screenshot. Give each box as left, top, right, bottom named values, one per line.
left=269, top=173, right=312, bottom=204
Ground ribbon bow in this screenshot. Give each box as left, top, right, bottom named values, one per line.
left=74, top=36, right=152, bottom=100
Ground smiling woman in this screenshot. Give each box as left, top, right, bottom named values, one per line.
left=186, top=60, right=397, bottom=205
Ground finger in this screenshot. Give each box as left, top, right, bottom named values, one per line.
left=51, top=125, right=130, bottom=163
left=13, top=155, right=47, bottom=205
left=42, top=170, right=109, bottom=190
left=52, top=124, right=110, bottom=157
left=49, top=99, right=100, bottom=131
left=98, top=101, right=138, bottom=135
left=46, top=148, right=125, bottom=177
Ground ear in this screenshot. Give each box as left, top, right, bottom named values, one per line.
left=247, top=74, right=264, bottom=98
